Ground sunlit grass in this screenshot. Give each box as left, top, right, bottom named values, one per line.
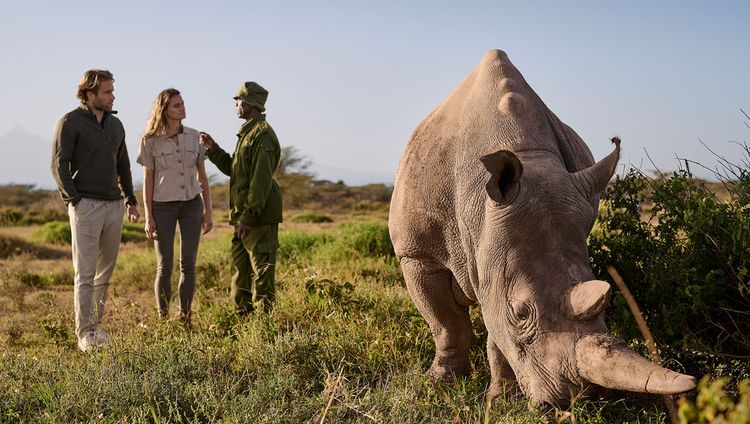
left=0, top=215, right=676, bottom=422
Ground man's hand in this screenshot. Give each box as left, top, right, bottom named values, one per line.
left=236, top=222, right=251, bottom=238
left=127, top=204, right=140, bottom=223
left=199, top=132, right=215, bottom=150
left=202, top=213, right=214, bottom=235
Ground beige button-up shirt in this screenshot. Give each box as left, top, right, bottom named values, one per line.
left=137, top=126, right=206, bottom=202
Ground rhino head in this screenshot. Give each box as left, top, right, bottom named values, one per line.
left=471, top=52, right=694, bottom=404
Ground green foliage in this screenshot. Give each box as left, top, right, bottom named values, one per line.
left=289, top=211, right=334, bottom=223
left=33, top=221, right=71, bottom=244
left=32, top=221, right=148, bottom=245
left=277, top=231, right=333, bottom=262
left=678, top=376, right=750, bottom=423
left=0, top=207, right=67, bottom=227
left=0, top=233, right=66, bottom=259
left=276, top=220, right=394, bottom=265
left=120, top=223, right=148, bottom=243
left=304, top=278, right=354, bottom=311
left=39, top=314, right=72, bottom=346
left=589, top=164, right=750, bottom=366
left=333, top=220, right=395, bottom=259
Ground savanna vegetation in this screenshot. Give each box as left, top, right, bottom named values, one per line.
left=1, top=144, right=749, bottom=423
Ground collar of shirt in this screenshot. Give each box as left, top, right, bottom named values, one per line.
left=237, top=114, right=266, bottom=138
left=79, top=104, right=116, bottom=127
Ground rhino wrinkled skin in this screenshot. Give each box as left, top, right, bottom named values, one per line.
left=388, top=49, right=696, bottom=405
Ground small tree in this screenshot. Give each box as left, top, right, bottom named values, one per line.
left=276, top=146, right=313, bottom=178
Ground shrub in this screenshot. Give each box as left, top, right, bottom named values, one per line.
left=33, top=221, right=71, bottom=244
left=289, top=212, right=334, bottom=223
left=678, top=376, right=750, bottom=423
left=332, top=220, right=394, bottom=259
left=0, top=207, right=68, bottom=227
left=33, top=221, right=148, bottom=245
left=277, top=231, right=333, bottom=262
left=0, top=233, right=66, bottom=259
left=589, top=149, right=750, bottom=371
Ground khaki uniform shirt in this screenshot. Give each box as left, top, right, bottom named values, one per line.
left=206, top=115, right=283, bottom=226
left=137, top=126, right=206, bottom=202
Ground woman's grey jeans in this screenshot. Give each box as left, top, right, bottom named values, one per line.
left=152, top=195, right=203, bottom=317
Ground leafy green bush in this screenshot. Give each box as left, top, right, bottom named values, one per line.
left=0, top=233, right=66, bottom=259
left=332, top=220, right=395, bottom=259
left=33, top=221, right=148, bottom=245
left=678, top=376, right=750, bottom=423
left=289, top=212, right=334, bottom=223
left=589, top=153, right=750, bottom=370
left=0, top=207, right=68, bottom=227
left=33, top=221, right=71, bottom=244
left=277, top=231, right=333, bottom=262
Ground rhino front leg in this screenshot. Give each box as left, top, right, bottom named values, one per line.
left=401, top=257, right=472, bottom=380
left=487, top=337, right=521, bottom=401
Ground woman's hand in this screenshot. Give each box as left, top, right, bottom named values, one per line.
left=145, top=217, right=157, bottom=240
left=202, top=212, right=213, bottom=235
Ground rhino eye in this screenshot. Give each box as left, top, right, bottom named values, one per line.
left=515, top=304, right=530, bottom=321
left=509, top=300, right=538, bottom=344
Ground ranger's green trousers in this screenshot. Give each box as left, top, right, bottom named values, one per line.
left=231, top=224, right=278, bottom=314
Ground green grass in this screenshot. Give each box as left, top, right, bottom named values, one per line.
left=0, top=215, right=707, bottom=422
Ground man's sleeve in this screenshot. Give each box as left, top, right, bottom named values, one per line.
left=238, top=135, right=276, bottom=226
left=50, top=116, right=80, bottom=205
left=206, top=144, right=233, bottom=176
left=116, top=130, right=137, bottom=205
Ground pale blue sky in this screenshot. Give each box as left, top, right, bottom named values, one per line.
left=1, top=1, right=748, bottom=187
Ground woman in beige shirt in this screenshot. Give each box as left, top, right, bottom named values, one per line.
left=137, top=88, right=213, bottom=327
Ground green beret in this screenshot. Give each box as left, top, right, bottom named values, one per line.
left=233, top=81, right=268, bottom=111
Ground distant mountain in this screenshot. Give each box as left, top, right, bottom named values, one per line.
left=0, top=126, right=56, bottom=189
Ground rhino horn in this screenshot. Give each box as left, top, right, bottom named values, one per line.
left=480, top=150, right=523, bottom=204
left=571, top=137, right=621, bottom=198
left=562, top=280, right=611, bottom=321
left=576, top=334, right=696, bottom=394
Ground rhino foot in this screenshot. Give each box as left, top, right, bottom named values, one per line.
left=426, top=363, right=471, bottom=382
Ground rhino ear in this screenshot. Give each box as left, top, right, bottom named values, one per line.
left=480, top=150, right=523, bottom=204
left=561, top=280, right=611, bottom=321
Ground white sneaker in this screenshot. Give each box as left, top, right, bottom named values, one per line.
left=77, top=332, right=96, bottom=353
left=94, top=329, right=110, bottom=346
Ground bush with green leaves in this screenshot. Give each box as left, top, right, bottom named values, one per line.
left=289, top=212, right=334, bottom=223
left=33, top=221, right=148, bottom=245
left=678, top=376, right=750, bottom=424
left=0, top=207, right=67, bottom=227
left=589, top=145, right=750, bottom=376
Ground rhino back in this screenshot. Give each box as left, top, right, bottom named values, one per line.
left=390, top=49, right=597, bottom=265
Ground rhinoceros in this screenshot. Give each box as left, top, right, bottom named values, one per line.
left=388, top=49, right=696, bottom=405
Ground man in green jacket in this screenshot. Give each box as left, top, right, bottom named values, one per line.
left=200, top=82, right=283, bottom=314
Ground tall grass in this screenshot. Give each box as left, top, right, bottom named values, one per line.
left=0, top=216, right=688, bottom=422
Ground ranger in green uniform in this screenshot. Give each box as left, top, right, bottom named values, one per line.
left=199, top=82, right=282, bottom=314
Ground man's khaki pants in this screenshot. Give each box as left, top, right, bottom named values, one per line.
left=68, top=198, right=124, bottom=339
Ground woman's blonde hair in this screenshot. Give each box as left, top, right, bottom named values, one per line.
left=143, top=88, right=182, bottom=139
